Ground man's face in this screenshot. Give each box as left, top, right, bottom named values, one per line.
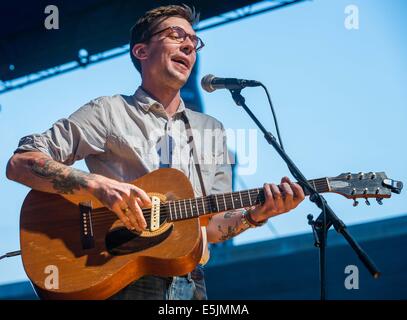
left=140, top=17, right=198, bottom=90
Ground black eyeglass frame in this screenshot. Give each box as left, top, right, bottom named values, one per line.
left=145, top=25, right=205, bottom=52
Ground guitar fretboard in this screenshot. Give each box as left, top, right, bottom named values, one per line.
left=164, top=178, right=329, bottom=221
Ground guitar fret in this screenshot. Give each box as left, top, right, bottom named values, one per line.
left=178, top=201, right=183, bottom=219
left=189, top=199, right=193, bottom=217
left=311, top=179, right=316, bottom=191
left=173, top=202, right=177, bottom=220
left=239, top=191, right=243, bottom=208
left=169, top=201, right=173, bottom=220
left=325, top=178, right=331, bottom=192
left=215, top=195, right=219, bottom=212
left=222, top=194, right=227, bottom=211
left=183, top=200, right=188, bottom=218
left=195, top=198, right=200, bottom=216
left=248, top=190, right=252, bottom=206
left=201, top=197, right=206, bottom=213
left=230, top=193, right=235, bottom=209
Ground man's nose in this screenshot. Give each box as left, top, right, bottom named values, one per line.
left=180, top=36, right=195, bottom=55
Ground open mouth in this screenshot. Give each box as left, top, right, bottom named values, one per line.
left=171, top=58, right=189, bottom=70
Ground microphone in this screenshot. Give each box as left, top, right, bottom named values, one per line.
left=201, top=74, right=261, bottom=93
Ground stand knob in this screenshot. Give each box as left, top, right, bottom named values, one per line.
left=365, top=198, right=371, bottom=206
left=376, top=198, right=383, bottom=205
left=353, top=199, right=359, bottom=207
left=307, top=214, right=321, bottom=248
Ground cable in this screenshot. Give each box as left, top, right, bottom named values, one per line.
left=259, top=81, right=326, bottom=244
left=260, top=83, right=285, bottom=150
left=0, top=250, right=21, bottom=261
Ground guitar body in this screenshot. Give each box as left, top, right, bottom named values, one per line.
left=20, top=168, right=203, bottom=300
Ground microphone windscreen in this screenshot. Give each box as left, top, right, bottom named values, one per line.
left=201, top=74, right=216, bottom=92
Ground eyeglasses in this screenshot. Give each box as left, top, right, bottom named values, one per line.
left=147, top=26, right=205, bottom=52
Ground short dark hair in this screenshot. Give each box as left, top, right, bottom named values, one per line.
left=129, top=4, right=200, bottom=74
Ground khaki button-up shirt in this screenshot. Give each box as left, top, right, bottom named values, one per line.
left=16, top=86, right=232, bottom=264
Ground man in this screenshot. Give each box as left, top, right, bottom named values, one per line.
left=6, top=5, right=305, bottom=300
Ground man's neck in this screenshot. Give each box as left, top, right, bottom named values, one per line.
left=141, top=82, right=181, bottom=118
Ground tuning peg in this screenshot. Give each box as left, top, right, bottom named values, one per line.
left=383, top=178, right=404, bottom=194
left=376, top=198, right=383, bottom=205
left=353, top=199, right=359, bottom=207
left=365, top=198, right=371, bottom=206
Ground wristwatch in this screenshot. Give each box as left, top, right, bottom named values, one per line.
left=241, top=208, right=268, bottom=228
left=240, top=210, right=254, bottom=228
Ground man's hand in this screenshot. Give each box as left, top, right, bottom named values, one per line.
left=249, top=176, right=305, bottom=223
left=90, top=176, right=152, bottom=232
left=7, top=151, right=152, bottom=233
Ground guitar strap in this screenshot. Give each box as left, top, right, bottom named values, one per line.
left=180, top=111, right=207, bottom=197
left=180, top=111, right=210, bottom=266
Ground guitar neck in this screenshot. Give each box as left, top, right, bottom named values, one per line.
left=166, top=177, right=329, bottom=222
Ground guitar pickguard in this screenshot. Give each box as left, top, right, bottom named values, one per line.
left=105, top=223, right=174, bottom=256
left=105, top=192, right=174, bottom=256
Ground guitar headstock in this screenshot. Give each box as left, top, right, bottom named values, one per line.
left=328, top=172, right=403, bottom=206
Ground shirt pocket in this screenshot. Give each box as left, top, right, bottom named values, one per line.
left=109, top=134, right=159, bottom=170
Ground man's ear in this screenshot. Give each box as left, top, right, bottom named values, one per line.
left=132, top=43, right=148, bottom=61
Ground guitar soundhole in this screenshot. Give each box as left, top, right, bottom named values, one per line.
left=105, top=225, right=173, bottom=256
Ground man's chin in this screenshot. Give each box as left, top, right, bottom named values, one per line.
left=168, top=70, right=190, bottom=87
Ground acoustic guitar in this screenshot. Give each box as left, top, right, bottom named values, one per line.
left=19, top=168, right=402, bottom=299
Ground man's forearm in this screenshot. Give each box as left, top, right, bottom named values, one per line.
left=6, top=151, right=99, bottom=196
left=206, top=209, right=251, bottom=243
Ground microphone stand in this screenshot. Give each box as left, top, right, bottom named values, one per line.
left=228, top=89, right=380, bottom=300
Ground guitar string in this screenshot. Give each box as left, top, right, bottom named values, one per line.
left=88, top=181, right=329, bottom=226
left=89, top=179, right=328, bottom=219
left=89, top=185, right=310, bottom=220
left=89, top=180, right=328, bottom=220
left=89, top=193, right=323, bottom=227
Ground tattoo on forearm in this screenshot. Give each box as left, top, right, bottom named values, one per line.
left=223, top=211, right=239, bottom=219
left=217, top=221, right=241, bottom=241
left=30, top=157, right=92, bottom=194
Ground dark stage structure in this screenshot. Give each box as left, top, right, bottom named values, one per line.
left=0, top=0, right=307, bottom=94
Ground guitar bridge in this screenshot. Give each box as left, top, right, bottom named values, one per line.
left=79, top=201, right=95, bottom=250
left=150, top=196, right=160, bottom=232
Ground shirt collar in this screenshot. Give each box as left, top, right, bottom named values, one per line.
left=133, top=86, right=186, bottom=115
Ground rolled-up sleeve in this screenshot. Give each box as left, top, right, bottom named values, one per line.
left=15, top=98, right=109, bottom=166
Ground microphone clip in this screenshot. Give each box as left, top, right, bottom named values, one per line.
left=229, top=89, right=245, bottom=106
